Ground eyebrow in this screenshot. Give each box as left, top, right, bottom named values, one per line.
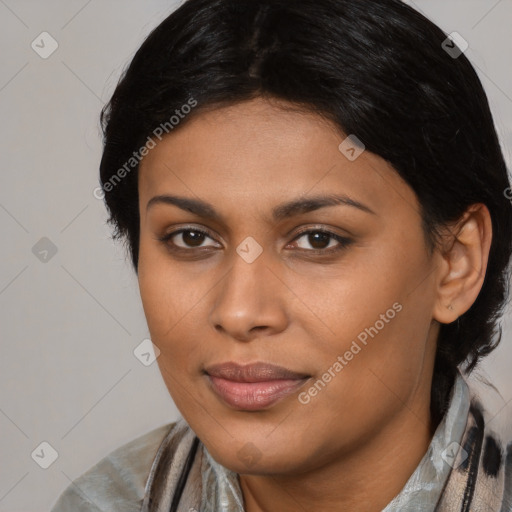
left=146, top=193, right=376, bottom=221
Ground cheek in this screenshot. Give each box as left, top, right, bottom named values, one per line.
left=138, top=237, right=192, bottom=333
left=290, top=238, right=434, bottom=395
left=137, top=246, right=210, bottom=373
left=285, top=251, right=416, bottom=355
left=137, top=265, right=174, bottom=337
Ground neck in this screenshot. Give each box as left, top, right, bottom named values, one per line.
left=239, top=395, right=435, bottom=512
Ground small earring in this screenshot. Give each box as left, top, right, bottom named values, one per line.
left=447, top=304, right=454, bottom=311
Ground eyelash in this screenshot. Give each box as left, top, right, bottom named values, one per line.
left=156, top=225, right=353, bottom=257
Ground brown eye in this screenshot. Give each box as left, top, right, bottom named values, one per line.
left=302, top=232, right=332, bottom=250
left=158, top=228, right=219, bottom=250
left=179, top=230, right=207, bottom=247
left=291, top=230, right=352, bottom=253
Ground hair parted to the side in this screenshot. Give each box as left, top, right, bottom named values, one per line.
left=99, top=0, right=512, bottom=427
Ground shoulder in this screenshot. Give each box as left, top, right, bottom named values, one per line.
left=50, top=422, right=177, bottom=512
left=436, top=373, right=512, bottom=511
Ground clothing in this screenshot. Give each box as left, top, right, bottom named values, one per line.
left=50, top=369, right=512, bottom=511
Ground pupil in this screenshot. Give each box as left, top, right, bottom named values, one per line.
left=183, top=230, right=204, bottom=247
left=309, top=232, right=330, bottom=249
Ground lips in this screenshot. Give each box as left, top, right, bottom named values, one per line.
left=204, top=362, right=310, bottom=410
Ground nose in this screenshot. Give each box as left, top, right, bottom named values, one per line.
left=209, top=250, right=289, bottom=342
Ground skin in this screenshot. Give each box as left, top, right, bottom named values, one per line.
left=137, top=97, right=492, bottom=512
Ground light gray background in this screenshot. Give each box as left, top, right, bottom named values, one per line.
left=0, top=1, right=511, bottom=510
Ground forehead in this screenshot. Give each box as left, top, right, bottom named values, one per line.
left=138, top=97, right=417, bottom=220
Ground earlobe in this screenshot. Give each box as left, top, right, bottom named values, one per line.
left=432, top=203, right=492, bottom=324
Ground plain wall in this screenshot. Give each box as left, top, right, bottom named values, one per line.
left=0, top=1, right=511, bottom=510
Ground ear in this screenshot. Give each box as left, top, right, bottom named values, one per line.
left=433, top=203, right=493, bottom=324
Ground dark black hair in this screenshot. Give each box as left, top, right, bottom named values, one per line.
left=99, top=0, right=512, bottom=427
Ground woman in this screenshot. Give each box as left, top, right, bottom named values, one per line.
left=51, top=0, right=512, bottom=510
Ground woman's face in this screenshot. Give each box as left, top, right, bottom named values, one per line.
left=137, top=97, right=442, bottom=475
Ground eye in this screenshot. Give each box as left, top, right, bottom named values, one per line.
left=287, top=229, right=352, bottom=254
left=157, top=225, right=352, bottom=256
left=157, top=227, right=220, bottom=250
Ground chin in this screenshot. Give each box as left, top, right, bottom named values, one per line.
left=201, top=433, right=312, bottom=476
